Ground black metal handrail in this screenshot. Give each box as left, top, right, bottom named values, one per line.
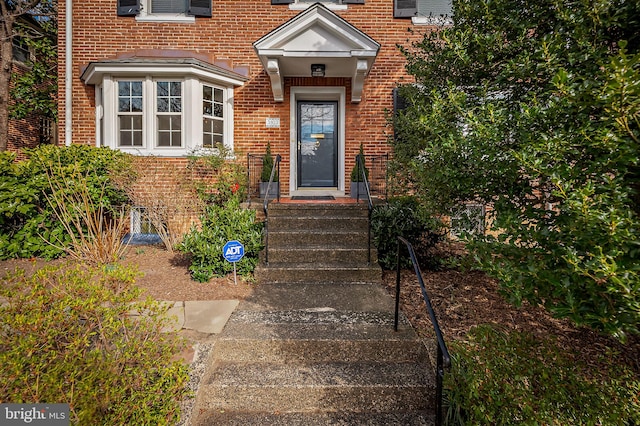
left=355, top=153, right=373, bottom=264
left=262, top=154, right=281, bottom=265
left=395, top=236, right=451, bottom=426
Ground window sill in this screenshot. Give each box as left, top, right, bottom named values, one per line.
left=135, top=14, right=196, bottom=23
left=411, top=16, right=453, bottom=26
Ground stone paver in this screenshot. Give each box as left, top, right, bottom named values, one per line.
left=183, top=300, right=239, bottom=334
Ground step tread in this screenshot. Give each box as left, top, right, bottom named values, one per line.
left=205, top=361, right=431, bottom=387
left=210, top=339, right=431, bottom=364
left=218, top=322, right=418, bottom=341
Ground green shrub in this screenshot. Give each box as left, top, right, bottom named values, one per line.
left=0, top=145, right=132, bottom=260
left=371, top=196, right=445, bottom=269
left=178, top=197, right=263, bottom=282
left=444, top=325, right=640, bottom=425
left=0, top=264, right=190, bottom=425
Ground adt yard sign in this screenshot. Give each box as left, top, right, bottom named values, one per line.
left=223, top=240, right=244, bottom=263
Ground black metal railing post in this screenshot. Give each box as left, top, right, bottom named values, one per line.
left=395, top=236, right=451, bottom=426
left=262, top=154, right=281, bottom=265
left=356, top=154, right=374, bottom=264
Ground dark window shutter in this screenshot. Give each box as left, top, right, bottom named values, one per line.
left=189, top=0, right=212, bottom=17
left=394, top=0, right=417, bottom=18
left=271, top=0, right=294, bottom=4
left=117, top=0, right=140, bottom=16
left=344, top=0, right=365, bottom=4
left=393, top=87, right=410, bottom=141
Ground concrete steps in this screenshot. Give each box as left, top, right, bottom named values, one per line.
left=254, top=202, right=381, bottom=284
left=189, top=283, right=436, bottom=425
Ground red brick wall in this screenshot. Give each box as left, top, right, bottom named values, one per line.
left=8, top=63, right=42, bottom=159
left=58, top=0, right=431, bottom=193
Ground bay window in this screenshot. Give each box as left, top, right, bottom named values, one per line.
left=81, top=58, right=247, bottom=156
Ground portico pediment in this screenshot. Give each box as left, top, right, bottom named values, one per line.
left=254, top=3, right=380, bottom=102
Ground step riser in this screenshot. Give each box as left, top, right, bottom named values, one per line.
left=267, top=248, right=372, bottom=264
left=194, top=410, right=435, bottom=426
left=268, top=205, right=369, bottom=219
left=254, top=266, right=381, bottom=284
left=268, top=217, right=369, bottom=232
left=268, top=232, right=369, bottom=248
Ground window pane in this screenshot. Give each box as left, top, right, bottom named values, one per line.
left=119, top=116, right=132, bottom=130
left=171, top=115, right=181, bottom=130
left=157, top=132, right=171, bottom=146
left=131, top=82, right=142, bottom=96
left=157, top=98, right=169, bottom=112
left=158, top=115, right=170, bottom=130
left=172, top=132, right=182, bottom=146
left=119, top=99, right=131, bottom=113
left=132, top=115, right=143, bottom=130
left=170, top=98, right=182, bottom=113
left=170, top=82, right=181, bottom=96
left=157, top=82, right=168, bottom=97
left=120, top=131, right=132, bottom=146
left=203, top=133, right=213, bottom=148
left=203, top=103, right=212, bottom=116
left=214, top=103, right=223, bottom=118
left=214, top=88, right=223, bottom=103
left=132, top=130, right=143, bottom=146
left=119, top=81, right=130, bottom=96
left=213, top=119, right=223, bottom=134
left=151, top=0, right=187, bottom=13
left=203, top=86, right=213, bottom=101
left=131, top=97, right=143, bottom=112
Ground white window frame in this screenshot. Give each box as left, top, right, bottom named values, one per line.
left=154, top=79, right=184, bottom=148
left=116, top=80, right=145, bottom=148
left=202, top=84, right=225, bottom=149
left=136, top=0, right=195, bottom=22
left=97, top=74, right=235, bottom=157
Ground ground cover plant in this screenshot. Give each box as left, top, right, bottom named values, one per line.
left=0, top=263, right=190, bottom=425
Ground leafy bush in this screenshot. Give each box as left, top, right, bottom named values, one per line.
left=371, top=196, right=445, bottom=269
left=444, top=325, right=640, bottom=425
left=393, top=0, right=640, bottom=339
left=178, top=197, right=263, bottom=282
left=0, top=264, right=189, bottom=425
left=0, top=145, right=132, bottom=260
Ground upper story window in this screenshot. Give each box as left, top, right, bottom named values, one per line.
left=270, top=0, right=364, bottom=9
left=117, top=0, right=211, bottom=20
left=394, top=0, right=452, bottom=24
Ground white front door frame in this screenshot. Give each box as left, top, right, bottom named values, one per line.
left=290, top=86, right=346, bottom=197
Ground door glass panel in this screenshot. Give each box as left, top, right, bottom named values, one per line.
left=298, top=102, right=338, bottom=188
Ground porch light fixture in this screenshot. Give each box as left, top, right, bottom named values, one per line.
left=311, top=64, right=326, bottom=77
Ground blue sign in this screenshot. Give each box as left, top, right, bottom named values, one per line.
left=223, top=240, right=245, bottom=263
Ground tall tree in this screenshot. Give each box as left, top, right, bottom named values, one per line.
left=0, top=0, right=56, bottom=151
left=394, top=0, right=640, bottom=340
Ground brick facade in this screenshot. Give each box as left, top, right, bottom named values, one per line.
left=8, top=63, right=46, bottom=160
left=58, top=0, right=431, bottom=195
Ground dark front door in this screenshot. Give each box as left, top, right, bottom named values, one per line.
left=297, top=101, right=338, bottom=188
